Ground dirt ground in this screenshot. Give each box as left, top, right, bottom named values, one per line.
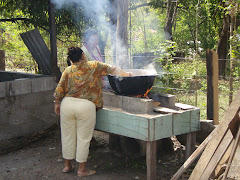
left=0, top=127, right=193, bottom=180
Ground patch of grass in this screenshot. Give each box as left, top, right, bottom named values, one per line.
left=173, top=87, right=239, bottom=121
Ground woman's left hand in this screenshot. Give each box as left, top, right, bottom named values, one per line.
left=128, top=72, right=133, bottom=76
left=55, top=103, right=60, bottom=116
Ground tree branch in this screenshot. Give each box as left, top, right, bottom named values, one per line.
left=39, top=25, right=77, bottom=43
left=128, top=3, right=151, bottom=10
left=0, top=18, right=31, bottom=22
left=198, top=1, right=222, bottom=26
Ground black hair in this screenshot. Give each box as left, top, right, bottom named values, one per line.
left=83, top=29, right=98, bottom=43
left=67, top=47, right=83, bottom=63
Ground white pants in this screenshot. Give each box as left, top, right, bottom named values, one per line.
left=60, top=97, right=96, bottom=163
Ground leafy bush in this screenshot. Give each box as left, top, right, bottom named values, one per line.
left=153, top=40, right=207, bottom=93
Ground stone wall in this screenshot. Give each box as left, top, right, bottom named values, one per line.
left=0, top=71, right=58, bottom=153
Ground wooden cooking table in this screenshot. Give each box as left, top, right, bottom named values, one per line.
left=95, top=105, right=200, bottom=180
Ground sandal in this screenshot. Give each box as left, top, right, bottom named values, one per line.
left=62, top=166, right=75, bottom=173
left=78, top=170, right=96, bottom=177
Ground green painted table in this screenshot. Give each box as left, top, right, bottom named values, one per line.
left=96, top=106, right=200, bottom=180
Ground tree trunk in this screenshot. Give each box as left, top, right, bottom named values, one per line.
left=0, top=50, right=5, bottom=71
left=98, top=33, right=107, bottom=63
left=48, top=1, right=61, bottom=81
left=164, top=0, right=177, bottom=40
left=108, top=0, right=129, bottom=151
left=109, top=0, right=117, bottom=65
left=0, top=28, right=5, bottom=71
left=217, top=13, right=229, bottom=77
left=142, top=10, right=148, bottom=53
left=116, top=0, right=129, bottom=68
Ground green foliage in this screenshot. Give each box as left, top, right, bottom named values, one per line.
left=149, top=0, right=165, bottom=8
left=129, top=2, right=165, bottom=54
left=229, top=26, right=240, bottom=68
left=155, top=59, right=207, bottom=92
left=172, top=1, right=218, bottom=55
left=0, top=0, right=97, bottom=72
left=0, top=0, right=93, bottom=38
left=0, top=19, right=81, bottom=73
left=0, top=21, right=35, bottom=72
left=153, top=40, right=177, bottom=88
left=1, top=0, right=240, bottom=122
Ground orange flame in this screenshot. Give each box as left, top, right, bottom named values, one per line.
left=137, top=87, right=152, bottom=98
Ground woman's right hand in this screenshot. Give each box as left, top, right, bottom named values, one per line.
left=112, top=67, right=133, bottom=77
left=128, top=72, right=133, bottom=76
left=55, top=103, right=60, bottom=116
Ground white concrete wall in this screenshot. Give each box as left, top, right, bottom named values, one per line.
left=0, top=75, right=58, bottom=141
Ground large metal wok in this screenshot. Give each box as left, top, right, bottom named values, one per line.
left=108, top=69, right=157, bottom=96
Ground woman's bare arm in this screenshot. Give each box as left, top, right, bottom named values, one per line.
left=111, top=67, right=132, bottom=76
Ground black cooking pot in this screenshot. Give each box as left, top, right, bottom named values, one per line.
left=107, top=69, right=157, bottom=96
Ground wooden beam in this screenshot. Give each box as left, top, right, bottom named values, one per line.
left=146, top=141, right=157, bottom=180
left=189, top=89, right=240, bottom=180
left=223, top=123, right=240, bottom=179
left=213, top=140, right=233, bottom=179
left=171, top=128, right=216, bottom=180
left=200, top=129, right=233, bottom=179
left=227, top=132, right=240, bottom=179
left=228, top=113, right=240, bottom=138
left=206, top=49, right=219, bottom=125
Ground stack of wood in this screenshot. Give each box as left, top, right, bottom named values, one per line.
left=171, top=89, right=240, bottom=180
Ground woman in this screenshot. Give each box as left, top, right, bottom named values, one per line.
left=81, top=29, right=112, bottom=89
left=54, top=47, right=131, bottom=177
left=81, top=29, right=103, bottom=62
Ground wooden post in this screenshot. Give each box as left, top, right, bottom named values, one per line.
left=48, top=0, right=61, bottom=81
left=109, top=134, right=121, bottom=151
left=0, top=50, right=5, bottom=71
left=206, top=50, right=219, bottom=125
left=185, top=132, right=196, bottom=160
left=146, top=141, right=157, bottom=180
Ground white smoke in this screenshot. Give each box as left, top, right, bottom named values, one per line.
left=51, top=0, right=130, bottom=68
left=51, top=0, right=106, bottom=14
left=144, top=63, right=158, bottom=75
left=51, top=0, right=108, bottom=30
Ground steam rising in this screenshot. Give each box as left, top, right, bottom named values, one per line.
left=51, top=0, right=158, bottom=73
left=51, top=0, right=129, bottom=68
left=51, top=0, right=107, bottom=25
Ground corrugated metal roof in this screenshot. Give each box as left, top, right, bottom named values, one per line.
left=20, top=29, right=52, bottom=75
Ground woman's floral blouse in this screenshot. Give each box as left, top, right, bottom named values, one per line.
left=54, top=60, right=114, bottom=108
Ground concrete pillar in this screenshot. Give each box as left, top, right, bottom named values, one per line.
left=0, top=50, right=5, bottom=71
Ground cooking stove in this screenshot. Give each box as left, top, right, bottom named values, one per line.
left=96, top=90, right=200, bottom=140
left=95, top=89, right=200, bottom=180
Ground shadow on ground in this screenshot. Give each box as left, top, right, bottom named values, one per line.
left=0, top=127, right=194, bottom=180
